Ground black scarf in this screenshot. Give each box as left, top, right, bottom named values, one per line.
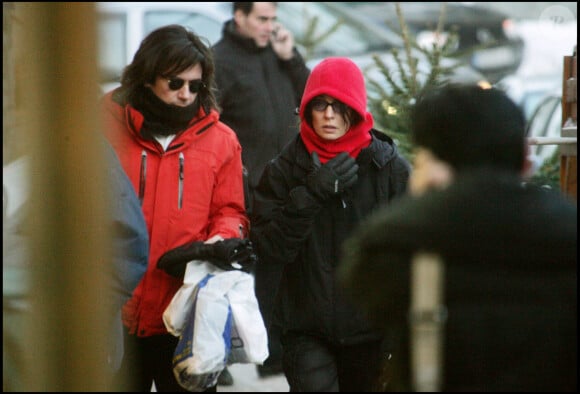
left=132, top=87, right=200, bottom=139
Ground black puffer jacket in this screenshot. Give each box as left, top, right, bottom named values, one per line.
left=251, top=130, right=410, bottom=345
left=212, top=20, right=310, bottom=209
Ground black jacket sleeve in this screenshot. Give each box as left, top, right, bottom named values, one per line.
left=251, top=156, right=322, bottom=267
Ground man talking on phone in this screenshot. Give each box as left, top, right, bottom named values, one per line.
left=212, top=2, right=310, bottom=382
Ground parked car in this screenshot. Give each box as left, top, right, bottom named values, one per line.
left=342, top=2, right=525, bottom=83
left=96, top=2, right=486, bottom=95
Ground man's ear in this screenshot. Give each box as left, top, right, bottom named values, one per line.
left=233, top=9, right=244, bottom=27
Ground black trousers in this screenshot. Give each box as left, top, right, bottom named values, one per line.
left=281, top=332, right=386, bottom=392
left=112, top=329, right=217, bottom=392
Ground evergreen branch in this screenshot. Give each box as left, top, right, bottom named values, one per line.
left=395, top=3, right=417, bottom=93
left=372, top=53, right=405, bottom=96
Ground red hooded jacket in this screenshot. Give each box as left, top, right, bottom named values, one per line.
left=101, top=91, right=249, bottom=337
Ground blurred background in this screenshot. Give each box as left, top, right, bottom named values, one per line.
left=94, top=1, right=576, bottom=176
left=3, top=2, right=576, bottom=391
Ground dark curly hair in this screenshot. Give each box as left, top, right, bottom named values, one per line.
left=116, top=24, right=219, bottom=112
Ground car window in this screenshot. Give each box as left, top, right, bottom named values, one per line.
left=144, top=11, right=223, bottom=45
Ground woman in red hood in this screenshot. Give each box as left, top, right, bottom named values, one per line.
left=251, top=57, right=411, bottom=391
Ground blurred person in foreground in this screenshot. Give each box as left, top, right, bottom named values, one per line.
left=100, top=25, right=250, bottom=392
left=212, top=1, right=310, bottom=379
left=102, top=139, right=149, bottom=385
left=338, top=84, right=577, bottom=391
left=2, top=139, right=149, bottom=392
left=250, top=57, right=411, bottom=391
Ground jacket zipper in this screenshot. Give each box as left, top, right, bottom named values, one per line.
left=178, top=152, right=184, bottom=209
left=139, top=150, right=147, bottom=206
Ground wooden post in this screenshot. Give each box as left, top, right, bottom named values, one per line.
left=410, top=253, right=447, bottom=392
left=560, top=47, right=577, bottom=202
left=9, top=3, right=111, bottom=391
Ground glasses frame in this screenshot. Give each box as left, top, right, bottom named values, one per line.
left=166, top=77, right=205, bottom=93
left=310, top=98, right=347, bottom=114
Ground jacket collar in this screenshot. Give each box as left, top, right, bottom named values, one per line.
left=104, top=90, right=219, bottom=153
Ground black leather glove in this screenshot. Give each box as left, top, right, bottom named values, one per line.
left=306, top=151, right=359, bottom=201
left=157, top=238, right=258, bottom=277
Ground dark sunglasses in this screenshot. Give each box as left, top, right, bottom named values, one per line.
left=311, top=98, right=347, bottom=114
left=166, top=77, right=205, bottom=93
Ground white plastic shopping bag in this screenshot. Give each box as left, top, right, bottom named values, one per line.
left=163, top=260, right=219, bottom=336
left=172, top=273, right=230, bottom=391
left=164, top=261, right=269, bottom=391
left=227, top=272, right=269, bottom=364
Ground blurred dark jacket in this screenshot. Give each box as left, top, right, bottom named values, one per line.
left=339, top=169, right=577, bottom=391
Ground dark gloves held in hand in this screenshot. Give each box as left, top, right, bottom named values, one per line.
left=306, top=151, right=359, bottom=201
left=157, top=238, right=258, bottom=278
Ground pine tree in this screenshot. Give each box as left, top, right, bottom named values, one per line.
left=367, top=3, right=463, bottom=161
left=291, top=3, right=343, bottom=62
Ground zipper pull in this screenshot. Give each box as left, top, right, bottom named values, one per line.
left=139, top=150, right=147, bottom=206
left=178, top=152, right=184, bottom=209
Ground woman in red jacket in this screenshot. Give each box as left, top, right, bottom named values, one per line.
left=100, top=25, right=249, bottom=392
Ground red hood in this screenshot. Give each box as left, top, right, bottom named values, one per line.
left=298, top=57, right=373, bottom=163
left=299, top=57, right=371, bottom=123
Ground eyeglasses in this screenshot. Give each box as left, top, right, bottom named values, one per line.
left=166, top=77, right=205, bottom=93
left=311, top=98, right=347, bottom=114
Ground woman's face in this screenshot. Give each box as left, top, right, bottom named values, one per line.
left=148, top=63, right=203, bottom=107
left=310, top=95, right=350, bottom=140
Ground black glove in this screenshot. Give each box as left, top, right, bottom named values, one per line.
left=209, top=238, right=257, bottom=272
left=157, top=238, right=258, bottom=277
left=306, top=151, right=358, bottom=201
